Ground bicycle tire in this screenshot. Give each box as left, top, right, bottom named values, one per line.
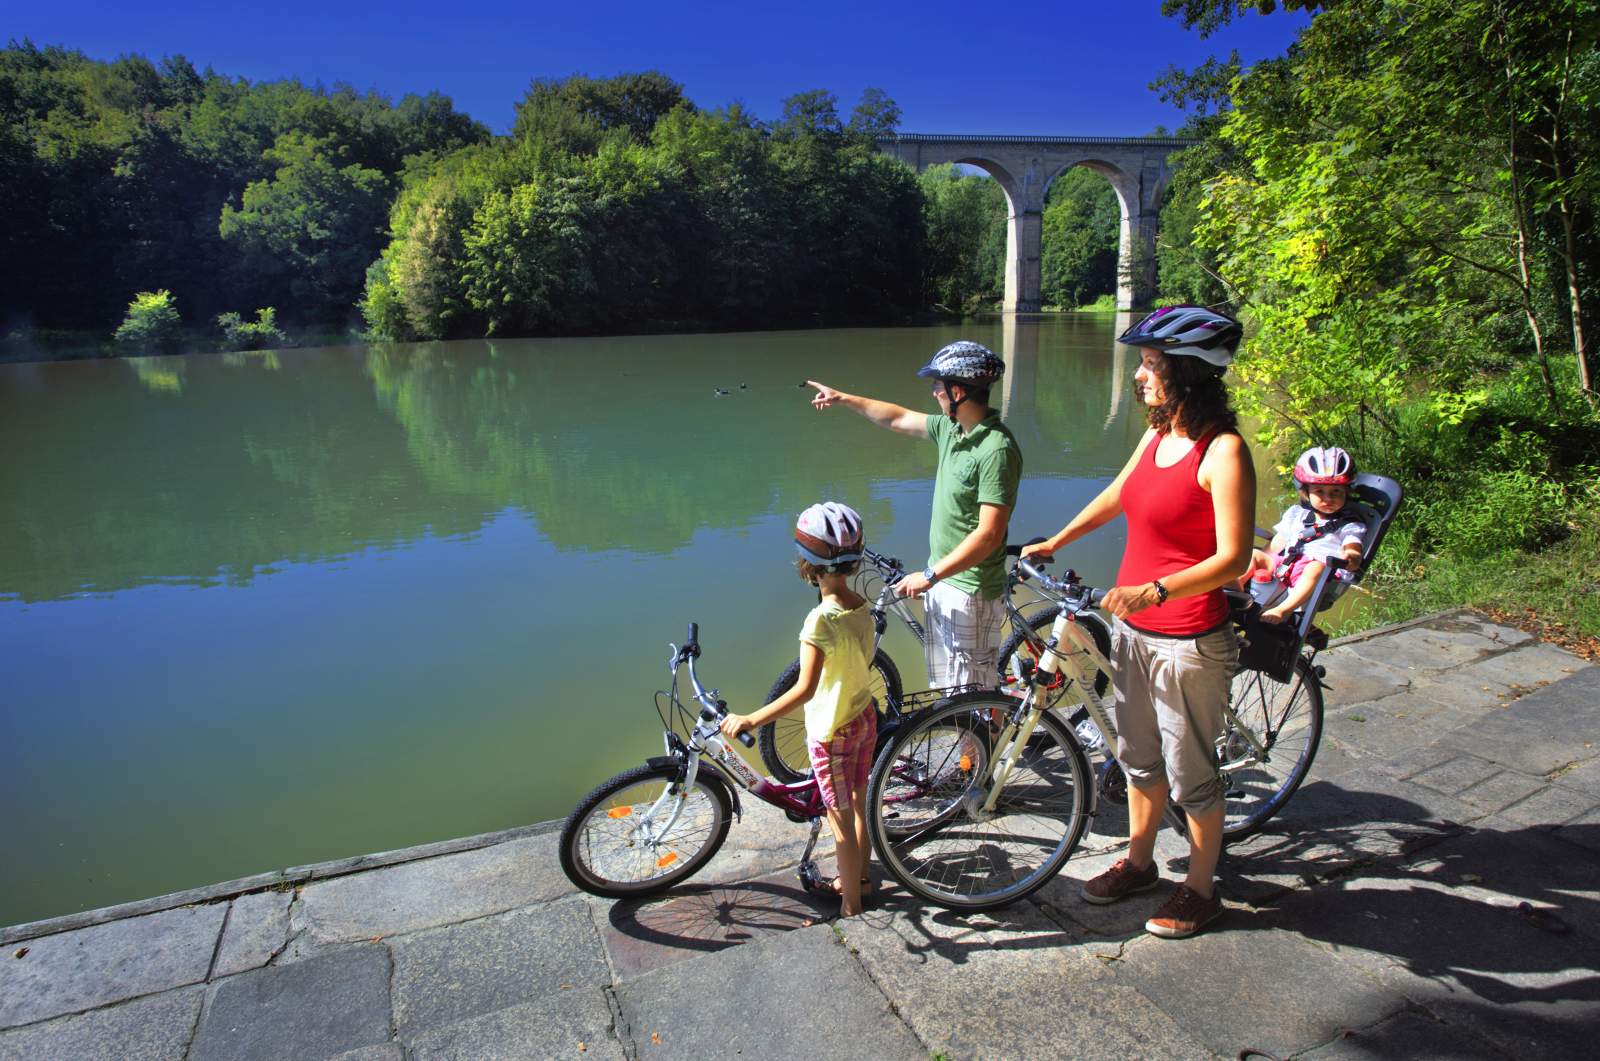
left=997, top=606, right=1112, bottom=700
left=1219, top=657, right=1324, bottom=841
left=875, top=708, right=992, bottom=839
left=559, top=762, right=733, bottom=898
left=757, top=649, right=903, bottom=783
left=867, top=691, right=1092, bottom=911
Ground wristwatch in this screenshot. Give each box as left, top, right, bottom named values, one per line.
left=922, top=567, right=941, bottom=585
left=1151, top=579, right=1169, bottom=605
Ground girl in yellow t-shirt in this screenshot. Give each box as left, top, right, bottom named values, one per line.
left=720, top=502, right=877, bottom=916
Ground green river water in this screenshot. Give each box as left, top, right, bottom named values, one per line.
left=1, top=313, right=1177, bottom=924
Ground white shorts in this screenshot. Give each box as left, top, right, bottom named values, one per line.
left=923, top=580, right=1005, bottom=689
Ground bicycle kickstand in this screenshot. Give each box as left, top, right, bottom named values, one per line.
left=796, top=818, right=826, bottom=893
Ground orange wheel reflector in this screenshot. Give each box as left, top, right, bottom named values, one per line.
left=607, top=807, right=633, bottom=819
left=959, top=754, right=973, bottom=772
left=656, top=852, right=679, bottom=868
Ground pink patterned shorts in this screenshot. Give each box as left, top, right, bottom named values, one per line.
left=808, top=706, right=877, bottom=812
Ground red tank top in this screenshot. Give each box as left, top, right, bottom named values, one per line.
left=1116, top=430, right=1230, bottom=636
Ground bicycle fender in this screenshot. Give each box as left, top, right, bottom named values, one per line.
left=646, top=755, right=743, bottom=821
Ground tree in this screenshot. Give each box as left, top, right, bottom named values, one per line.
left=1040, top=168, right=1120, bottom=308
left=219, top=132, right=392, bottom=320
left=848, top=87, right=901, bottom=141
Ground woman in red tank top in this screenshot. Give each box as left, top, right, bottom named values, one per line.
left=1023, top=306, right=1256, bottom=939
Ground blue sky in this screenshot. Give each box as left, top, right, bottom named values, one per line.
left=10, top=1, right=1309, bottom=134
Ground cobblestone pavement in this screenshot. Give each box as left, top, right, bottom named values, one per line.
left=4, top=611, right=1597, bottom=1060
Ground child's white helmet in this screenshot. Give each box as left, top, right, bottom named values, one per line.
left=795, top=502, right=864, bottom=566
left=1294, top=446, right=1356, bottom=487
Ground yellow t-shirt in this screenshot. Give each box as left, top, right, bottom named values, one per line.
left=798, top=600, right=876, bottom=743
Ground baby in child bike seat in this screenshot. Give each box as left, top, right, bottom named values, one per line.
left=1243, top=446, right=1368, bottom=624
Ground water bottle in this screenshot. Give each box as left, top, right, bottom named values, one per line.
left=1074, top=717, right=1105, bottom=753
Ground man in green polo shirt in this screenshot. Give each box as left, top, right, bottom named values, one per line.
left=805, top=340, right=1021, bottom=687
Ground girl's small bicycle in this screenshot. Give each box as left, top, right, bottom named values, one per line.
left=558, top=624, right=961, bottom=900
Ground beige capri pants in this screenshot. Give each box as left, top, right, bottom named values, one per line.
left=1109, top=615, right=1238, bottom=817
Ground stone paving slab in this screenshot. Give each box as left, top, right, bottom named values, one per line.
left=595, top=868, right=837, bottom=979
left=1265, top=828, right=1600, bottom=1058
left=0, top=903, right=224, bottom=1028
left=1297, top=1007, right=1509, bottom=1060
left=1104, top=910, right=1412, bottom=1059
left=406, top=987, right=621, bottom=1061
left=610, top=925, right=925, bottom=1060
left=291, top=832, right=571, bottom=945
left=1492, top=779, right=1600, bottom=828
left=1338, top=623, right=1501, bottom=674
left=1313, top=649, right=1412, bottom=710
left=190, top=945, right=392, bottom=1061
left=841, top=900, right=1213, bottom=1060
left=329, top=1046, right=406, bottom=1061
left=213, top=888, right=292, bottom=979
left=0, top=986, right=202, bottom=1061
left=1434, top=666, right=1600, bottom=777
left=390, top=898, right=609, bottom=1036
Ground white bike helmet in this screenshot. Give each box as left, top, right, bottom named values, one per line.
left=915, top=340, right=1006, bottom=388
left=1116, top=305, right=1243, bottom=367
left=1294, top=446, right=1356, bottom=487
left=795, top=502, right=865, bottom=566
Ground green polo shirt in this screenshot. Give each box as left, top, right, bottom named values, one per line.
left=925, top=411, right=1022, bottom=599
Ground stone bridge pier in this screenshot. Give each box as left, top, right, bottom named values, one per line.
left=878, top=134, right=1194, bottom=313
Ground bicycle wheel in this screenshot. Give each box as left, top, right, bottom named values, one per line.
left=867, top=691, right=1092, bottom=911
left=997, top=607, right=1112, bottom=699
left=559, top=762, right=733, bottom=898
left=757, top=649, right=903, bottom=783
left=874, top=707, right=992, bottom=839
left=1219, top=657, right=1325, bottom=841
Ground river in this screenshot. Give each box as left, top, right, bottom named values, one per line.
left=1, top=313, right=1188, bottom=923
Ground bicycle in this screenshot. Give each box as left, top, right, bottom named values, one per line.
left=864, top=554, right=1324, bottom=910
left=758, top=545, right=1113, bottom=784
left=559, top=623, right=970, bottom=900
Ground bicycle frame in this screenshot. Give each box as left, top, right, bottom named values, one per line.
left=980, top=558, right=1279, bottom=833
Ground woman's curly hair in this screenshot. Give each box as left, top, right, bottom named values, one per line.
left=1143, top=351, right=1239, bottom=438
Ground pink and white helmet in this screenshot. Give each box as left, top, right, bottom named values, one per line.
left=1294, top=446, right=1356, bottom=487
left=795, top=502, right=865, bottom=565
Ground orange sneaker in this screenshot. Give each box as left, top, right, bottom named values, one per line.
left=1144, top=885, right=1223, bottom=939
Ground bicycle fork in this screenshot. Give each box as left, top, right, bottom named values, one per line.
left=974, top=613, right=1079, bottom=816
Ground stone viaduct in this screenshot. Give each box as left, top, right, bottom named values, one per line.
left=877, top=134, right=1196, bottom=312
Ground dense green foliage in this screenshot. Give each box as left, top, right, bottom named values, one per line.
left=0, top=41, right=487, bottom=333
left=3, top=42, right=1130, bottom=347
left=1166, top=0, right=1600, bottom=634
left=112, top=290, right=182, bottom=350
left=361, top=80, right=925, bottom=339
left=216, top=308, right=287, bottom=351
left=918, top=165, right=1007, bottom=311
left=1041, top=168, right=1120, bottom=309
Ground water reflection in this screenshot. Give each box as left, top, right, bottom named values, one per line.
left=0, top=317, right=1151, bottom=923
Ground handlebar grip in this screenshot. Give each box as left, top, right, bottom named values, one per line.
left=1005, top=536, right=1050, bottom=558
left=685, top=622, right=701, bottom=658
left=1087, top=587, right=1107, bottom=608
left=737, top=731, right=755, bottom=747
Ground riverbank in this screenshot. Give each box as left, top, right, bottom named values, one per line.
left=4, top=608, right=1597, bottom=1059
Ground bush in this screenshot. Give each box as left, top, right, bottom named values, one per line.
left=112, top=290, right=182, bottom=351
left=216, top=308, right=288, bottom=351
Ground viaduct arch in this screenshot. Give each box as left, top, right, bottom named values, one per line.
left=877, top=134, right=1195, bottom=313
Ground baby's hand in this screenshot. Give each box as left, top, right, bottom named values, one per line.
left=1261, top=606, right=1290, bottom=625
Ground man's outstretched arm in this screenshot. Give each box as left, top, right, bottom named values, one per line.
left=806, top=381, right=928, bottom=438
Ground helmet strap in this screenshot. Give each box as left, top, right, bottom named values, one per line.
left=943, top=380, right=968, bottom=424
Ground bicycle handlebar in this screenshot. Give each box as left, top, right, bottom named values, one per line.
left=673, top=622, right=754, bottom=747
left=1014, top=556, right=1105, bottom=611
